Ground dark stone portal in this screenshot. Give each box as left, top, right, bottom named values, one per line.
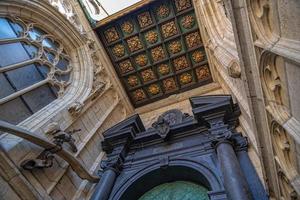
left=91, top=95, right=268, bottom=200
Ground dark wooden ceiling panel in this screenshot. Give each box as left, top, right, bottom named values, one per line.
left=95, top=0, right=213, bottom=107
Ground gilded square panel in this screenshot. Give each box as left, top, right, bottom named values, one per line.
left=127, top=75, right=139, bottom=87
left=127, top=36, right=143, bottom=52
left=104, top=27, right=119, bottom=43
left=191, top=50, right=205, bottom=63
left=185, top=32, right=202, bottom=49
left=157, top=63, right=171, bottom=76
left=112, top=43, right=126, bottom=58
left=145, top=30, right=159, bottom=45
left=148, top=84, right=161, bottom=95
left=138, top=12, right=153, bottom=28
left=141, top=68, right=156, bottom=82
left=180, top=15, right=196, bottom=30
left=132, top=89, right=147, bottom=102
left=179, top=72, right=193, bottom=85
left=119, top=59, right=134, bottom=74
left=174, top=0, right=192, bottom=12
left=161, top=21, right=178, bottom=38
left=121, top=20, right=134, bottom=34
left=196, top=65, right=210, bottom=80
left=135, top=54, right=148, bottom=67
left=163, top=78, right=177, bottom=91
left=168, top=40, right=182, bottom=54
left=173, top=56, right=189, bottom=71
left=156, top=4, right=171, bottom=19
left=151, top=46, right=166, bottom=62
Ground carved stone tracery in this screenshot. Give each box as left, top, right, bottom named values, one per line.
left=0, top=16, right=72, bottom=99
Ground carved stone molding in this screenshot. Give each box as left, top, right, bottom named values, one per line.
left=270, top=121, right=298, bottom=178
left=247, top=0, right=279, bottom=46
left=260, top=52, right=289, bottom=109
left=48, top=0, right=84, bottom=33
left=228, top=61, right=241, bottom=78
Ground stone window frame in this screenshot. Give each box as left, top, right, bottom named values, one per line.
left=0, top=16, right=73, bottom=123
left=0, top=1, right=94, bottom=132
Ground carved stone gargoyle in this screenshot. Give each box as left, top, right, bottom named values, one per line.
left=20, top=123, right=80, bottom=170
left=152, top=116, right=170, bottom=140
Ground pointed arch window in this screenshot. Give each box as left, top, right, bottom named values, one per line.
left=0, top=17, right=72, bottom=124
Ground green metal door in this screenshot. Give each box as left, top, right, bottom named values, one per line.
left=138, top=181, right=209, bottom=200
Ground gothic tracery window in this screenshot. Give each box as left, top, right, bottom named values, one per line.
left=0, top=17, right=72, bottom=124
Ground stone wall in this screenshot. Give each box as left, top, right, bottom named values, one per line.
left=1, top=0, right=299, bottom=199
left=0, top=0, right=133, bottom=199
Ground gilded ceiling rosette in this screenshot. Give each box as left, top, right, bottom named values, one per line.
left=104, top=27, right=119, bottom=43
left=121, top=21, right=134, bottom=34
left=119, top=59, right=134, bottom=74
left=179, top=72, right=193, bottom=84
left=174, top=0, right=192, bottom=12
left=156, top=4, right=170, bottom=19
left=196, top=66, right=210, bottom=80
left=185, top=32, right=202, bottom=49
left=163, top=78, right=177, bottom=91
left=168, top=40, right=182, bottom=54
left=145, top=30, right=159, bottom=44
left=161, top=21, right=178, bottom=38
left=141, top=69, right=156, bottom=82
left=181, top=15, right=195, bottom=29
left=127, top=75, right=139, bottom=87
left=173, top=56, right=189, bottom=71
left=192, top=50, right=205, bottom=63
left=158, top=63, right=170, bottom=75
left=135, top=54, right=148, bottom=67
left=151, top=46, right=166, bottom=62
left=133, top=89, right=146, bottom=102
left=138, top=12, right=153, bottom=28
left=148, top=84, right=160, bottom=95
left=127, top=36, right=143, bottom=52
left=112, top=43, right=125, bottom=57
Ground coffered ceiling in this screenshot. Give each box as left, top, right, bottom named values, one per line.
left=95, top=0, right=212, bottom=107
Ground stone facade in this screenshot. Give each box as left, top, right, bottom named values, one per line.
left=0, top=0, right=299, bottom=199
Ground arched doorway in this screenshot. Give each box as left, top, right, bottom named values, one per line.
left=138, top=181, right=209, bottom=200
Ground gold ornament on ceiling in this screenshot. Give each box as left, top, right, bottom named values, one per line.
left=135, top=54, right=148, bottom=67
left=104, top=27, right=119, bottom=43
left=112, top=44, right=125, bottom=57
left=180, top=72, right=193, bottom=84
left=145, top=30, right=158, bottom=44
left=127, top=36, right=143, bottom=52
left=158, top=64, right=170, bottom=75
left=173, top=56, right=189, bottom=71
left=151, top=46, right=166, bottom=62
left=168, top=40, right=182, bottom=54
left=133, top=89, right=146, bottom=102
left=163, top=78, right=177, bottom=91
left=181, top=15, right=195, bottom=29
left=192, top=50, right=205, bottom=63
left=121, top=21, right=134, bottom=34
left=186, top=32, right=202, bottom=49
left=161, top=21, right=178, bottom=38
left=141, top=69, right=156, bottom=82
left=156, top=4, right=170, bottom=18
left=119, top=60, right=134, bottom=74
left=138, top=12, right=153, bottom=28
left=127, top=75, right=139, bottom=87
left=174, top=0, right=192, bottom=12
left=148, top=84, right=160, bottom=95
left=196, top=66, right=210, bottom=79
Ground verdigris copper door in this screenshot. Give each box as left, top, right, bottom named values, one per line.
left=138, top=181, right=209, bottom=200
